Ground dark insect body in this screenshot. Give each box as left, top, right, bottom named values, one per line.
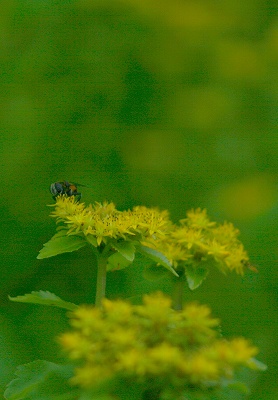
left=50, top=181, right=85, bottom=201
left=241, top=259, right=259, bottom=273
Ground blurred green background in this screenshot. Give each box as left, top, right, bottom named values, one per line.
left=1, top=0, right=277, bottom=398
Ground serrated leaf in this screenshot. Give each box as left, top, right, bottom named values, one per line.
left=143, top=265, right=169, bottom=281
left=107, top=251, right=132, bottom=271
left=110, top=240, right=136, bottom=262
left=37, top=234, right=86, bottom=259
left=9, top=291, right=78, bottom=311
left=136, top=245, right=179, bottom=277
left=4, top=360, right=76, bottom=400
left=184, top=264, right=209, bottom=290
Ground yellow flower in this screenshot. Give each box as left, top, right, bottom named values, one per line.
left=183, top=353, right=219, bottom=383
left=176, top=303, right=220, bottom=346
left=143, top=291, right=172, bottom=309
left=171, top=226, right=203, bottom=249
left=147, top=342, right=183, bottom=374
left=163, top=241, right=192, bottom=266
left=105, top=327, right=136, bottom=348
left=136, top=292, right=173, bottom=326
left=224, top=338, right=258, bottom=364
left=212, top=221, right=240, bottom=245
left=72, top=364, right=112, bottom=388
left=102, top=298, right=133, bottom=323
left=116, top=348, right=147, bottom=376
left=181, top=208, right=216, bottom=230
left=50, top=195, right=85, bottom=222
left=49, top=198, right=252, bottom=278
left=207, top=239, right=230, bottom=265
left=93, top=201, right=117, bottom=217
left=50, top=197, right=170, bottom=247
left=181, top=303, right=219, bottom=328
left=131, top=206, right=171, bottom=237
left=224, top=244, right=248, bottom=275
left=60, top=293, right=260, bottom=391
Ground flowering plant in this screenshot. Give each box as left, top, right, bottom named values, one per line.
left=5, top=195, right=266, bottom=400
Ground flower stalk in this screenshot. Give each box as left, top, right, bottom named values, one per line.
left=172, top=274, right=185, bottom=311
left=95, top=252, right=109, bottom=307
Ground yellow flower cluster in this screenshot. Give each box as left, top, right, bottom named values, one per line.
left=60, top=293, right=258, bottom=391
left=148, top=208, right=249, bottom=274
left=50, top=198, right=250, bottom=275
left=50, top=196, right=170, bottom=246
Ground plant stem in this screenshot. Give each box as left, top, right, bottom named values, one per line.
left=95, top=254, right=107, bottom=307
left=172, top=276, right=184, bottom=311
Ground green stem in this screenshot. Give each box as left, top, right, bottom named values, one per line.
left=172, top=276, right=185, bottom=311
left=95, top=254, right=108, bottom=307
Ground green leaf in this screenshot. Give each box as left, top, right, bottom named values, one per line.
left=37, top=234, right=86, bottom=259
left=56, top=226, right=68, bottom=232
left=9, top=291, right=78, bottom=311
left=136, top=245, right=179, bottom=277
left=143, top=264, right=169, bottom=281
left=4, top=360, right=76, bottom=400
left=184, top=264, right=209, bottom=290
left=85, top=234, right=98, bottom=247
left=247, top=357, right=267, bottom=371
left=110, top=240, right=136, bottom=262
left=107, top=251, right=132, bottom=271
left=225, top=381, right=250, bottom=395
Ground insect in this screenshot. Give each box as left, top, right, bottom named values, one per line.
left=241, top=259, right=258, bottom=273
left=50, top=181, right=86, bottom=201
